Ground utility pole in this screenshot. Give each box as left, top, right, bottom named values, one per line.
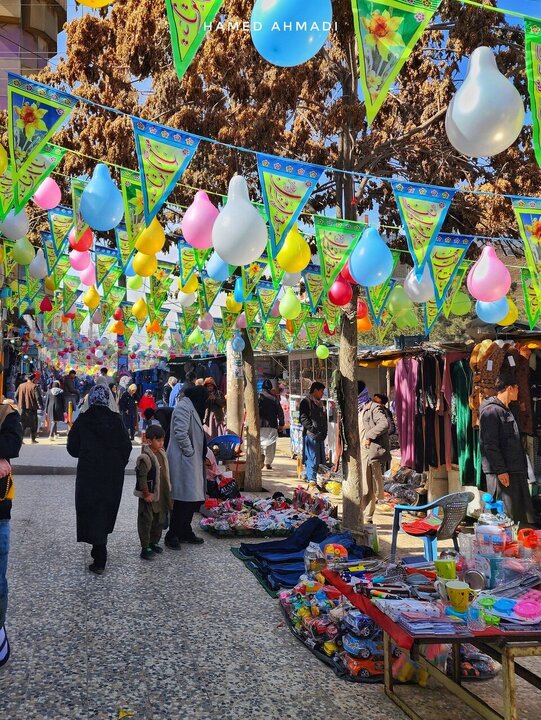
left=226, top=339, right=244, bottom=437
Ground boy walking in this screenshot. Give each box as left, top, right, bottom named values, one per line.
left=134, top=425, right=173, bottom=560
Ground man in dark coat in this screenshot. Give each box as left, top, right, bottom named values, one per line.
left=67, top=385, right=132, bottom=575
left=479, top=368, right=535, bottom=525
left=63, top=370, right=80, bottom=419
left=258, top=379, right=285, bottom=470
left=359, top=399, right=391, bottom=523
left=45, top=381, right=64, bottom=439
left=299, top=382, right=328, bottom=487
left=15, top=373, right=43, bottom=443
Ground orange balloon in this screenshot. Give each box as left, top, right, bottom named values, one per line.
left=357, top=315, right=372, bottom=332
left=286, top=319, right=294, bottom=333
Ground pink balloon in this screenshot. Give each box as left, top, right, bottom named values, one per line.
left=236, top=312, right=247, bottom=329
left=467, top=246, right=511, bottom=302
left=33, top=177, right=61, bottom=210
left=270, top=300, right=280, bottom=318
left=328, top=275, right=353, bottom=306
left=198, top=312, right=214, bottom=330
left=181, top=191, right=219, bottom=249
left=80, top=261, right=96, bottom=286
left=69, top=249, right=91, bottom=271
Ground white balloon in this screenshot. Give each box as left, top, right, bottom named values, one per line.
left=212, top=175, right=267, bottom=266
left=445, top=46, right=524, bottom=157
left=0, top=209, right=29, bottom=240
left=282, top=271, right=302, bottom=287
left=95, top=348, right=104, bottom=359
left=404, top=265, right=435, bottom=304
left=178, top=291, right=197, bottom=307
left=28, top=249, right=48, bottom=280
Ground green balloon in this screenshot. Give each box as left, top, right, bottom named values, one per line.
left=395, top=309, right=418, bottom=329
left=12, top=237, right=35, bottom=266
left=316, top=344, right=329, bottom=360
left=128, top=274, right=143, bottom=290
left=387, top=285, right=413, bottom=316
left=279, top=287, right=302, bottom=320
left=188, top=327, right=203, bottom=345
left=450, top=291, right=472, bottom=317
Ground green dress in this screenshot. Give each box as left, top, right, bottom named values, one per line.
left=451, top=360, right=482, bottom=487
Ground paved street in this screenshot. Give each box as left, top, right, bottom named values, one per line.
left=1, top=441, right=541, bottom=719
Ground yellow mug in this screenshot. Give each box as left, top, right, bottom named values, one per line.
left=446, top=580, right=477, bottom=613
left=434, top=559, right=457, bottom=580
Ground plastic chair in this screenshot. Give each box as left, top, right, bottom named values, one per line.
left=208, top=434, right=242, bottom=462
left=390, top=491, right=474, bottom=562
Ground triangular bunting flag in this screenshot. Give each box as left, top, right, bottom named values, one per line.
left=41, top=231, right=61, bottom=275
left=427, top=234, right=474, bottom=310
left=17, top=280, right=28, bottom=306
left=102, top=266, right=123, bottom=301
left=212, top=318, right=225, bottom=345
left=443, top=262, right=471, bottom=318
left=14, top=144, right=66, bottom=212
left=242, top=259, right=268, bottom=299
left=0, top=164, right=13, bottom=221
left=52, top=254, right=71, bottom=290
left=120, top=168, right=146, bottom=246
left=263, top=316, right=281, bottom=344
left=178, top=305, right=199, bottom=336
left=302, top=264, right=325, bottom=313
left=73, top=306, right=87, bottom=333
left=526, top=20, right=541, bottom=170
left=364, top=249, right=401, bottom=326
left=123, top=316, right=138, bottom=344
left=280, top=325, right=296, bottom=351
left=522, top=269, right=541, bottom=330
left=199, top=274, right=223, bottom=311
left=305, top=318, right=324, bottom=348
left=7, top=73, right=76, bottom=182
left=95, top=243, right=120, bottom=289
left=512, top=196, right=541, bottom=298
left=423, top=299, right=443, bottom=335
left=246, top=324, right=264, bottom=350
left=314, top=216, right=366, bottom=291
left=62, top=274, right=81, bottom=312
left=99, top=286, right=126, bottom=336
left=2, top=240, right=16, bottom=279
left=71, top=178, right=89, bottom=242
left=257, top=153, right=324, bottom=255
left=115, top=225, right=135, bottom=272
left=193, top=247, right=212, bottom=272
left=244, top=299, right=260, bottom=328
left=177, top=237, right=198, bottom=286
left=132, top=118, right=201, bottom=225
left=220, top=307, right=238, bottom=340
left=352, top=0, right=443, bottom=124
left=265, top=247, right=284, bottom=288
left=24, top=266, right=41, bottom=304
left=256, top=281, right=279, bottom=322
left=291, top=305, right=310, bottom=342
left=165, top=0, right=223, bottom=80
left=321, top=298, right=341, bottom=332
left=392, top=181, right=456, bottom=278
left=150, top=260, right=175, bottom=311
left=48, top=205, right=73, bottom=256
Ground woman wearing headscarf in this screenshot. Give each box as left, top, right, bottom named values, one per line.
left=67, top=386, right=132, bottom=575
left=165, top=385, right=208, bottom=549
left=119, top=384, right=138, bottom=441
left=45, top=381, right=64, bottom=439
left=202, top=377, right=226, bottom=440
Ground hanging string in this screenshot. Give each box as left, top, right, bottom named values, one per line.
left=458, top=0, right=541, bottom=23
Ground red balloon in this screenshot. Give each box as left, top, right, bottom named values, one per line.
left=113, top=308, right=123, bottom=321
left=340, top=261, right=356, bottom=285
left=130, top=353, right=136, bottom=359
left=328, top=276, right=353, bottom=307
left=357, top=300, right=368, bottom=319
left=323, top=321, right=336, bottom=336
left=69, top=226, right=93, bottom=252
left=40, top=297, right=53, bottom=312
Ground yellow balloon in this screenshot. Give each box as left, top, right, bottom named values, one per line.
left=135, top=218, right=166, bottom=254
left=132, top=297, right=148, bottom=321
left=225, top=294, right=242, bottom=313
left=76, top=0, right=114, bottom=7
left=276, top=226, right=311, bottom=273
left=133, top=252, right=158, bottom=277
left=0, top=245, right=4, bottom=264
left=499, top=298, right=518, bottom=326
left=44, top=275, right=55, bottom=292
left=83, top=285, right=101, bottom=311
left=179, top=274, right=198, bottom=294
left=0, top=146, right=7, bottom=177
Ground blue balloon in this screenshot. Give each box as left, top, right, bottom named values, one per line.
left=80, top=164, right=124, bottom=232
left=231, top=333, right=245, bottom=353
left=251, top=0, right=332, bottom=67
left=234, top=276, right=245, bottom=304
left=349, top=227, right=394, bottom=287
left=124, top=258, right=136, bottom=277
left=206, top=252, right=230, bottom=282
left=476, top=297, right=509, bottom=324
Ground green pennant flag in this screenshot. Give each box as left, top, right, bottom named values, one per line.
left=321, top=298, right=341, bottom=332
left=71, top=178, right=89, bottom=242
left=62, top=274, right=81, bottom=312
left=99, top=286, right=126, bottom=336
left=123, top=301, right=145, bottom=333
left=7, top=73, right=76, bottom=183
left=244, top=299, right=260, bottom=328
left=43, top=290, right=62, bottom=326
left=177, top=237, right=198, bottom=286
left=365, top=249, right=401, bottom=326
left=265, top=247, right=285, bottom=288
left=102, top=266, right=123, bottom=301
left=352, top=0, right=442, bottom=124
left=246, top=324, right=264, bottom=350
left=115, top=225, right=135, bottom=272
left=525, top=20, right=541, bottom=169
left=443, top=262, right=470, bottom=318
left=280, top=325, right=296, bottom=351
left=193, top=247, right=212, bottom=272
left=24, top=265, right=41, bottom=304
left=14, top=144, right=66, bottom=212
left=120, top=168, right=146, bottom=247
left=95, top=243, right=120, bottom=289
left=423, top=300, right=443, bottom=335
left=304, top=318, right=324, bottom=348
left=41, top=231, right=61, bottom=276
left=263, top=316, right=281, bottom=344
left=0, top=165, right=13, bottom=221
left=242, top=259, right=267, bottom=299
left=2, top=240, right=16, bottom=279
left=291, top=304, right=310, bottom=342
left=522, top=268, right=541, bottom=330
left=212, top=318, right=225, bottom=345
left=178, top=304, right=199, bottom=336
left=302, top=264, right=325, bottom=313
left=52, top=254, right=71, bottom=290
left=256, top=281, right=279, bottom=322
left=377, top=312, right=395, bottom=344
left=123, top=316, right=138, bottom=344
left=314, top=215, right=366, bottom=291
left=426, top=234, right=474, bottom=310
left=17, top=280, right=28, bottom=307
left=199, top=274, right=223, bottom=311
left=150, top=260, right=175, bottom=311
left=165, top=0, right=223, bottom=81
left=48, top=205, right=73, bottom=256
left=220, top=307, right=238, bottom=340
left=73, top=306, right=87, bottom=333
left=512, top=196, right=541, bottom=298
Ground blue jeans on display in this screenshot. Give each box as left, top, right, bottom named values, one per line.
left=303, top=434, right=326, bottom=482
left=0, top=520, right=9, bottom=627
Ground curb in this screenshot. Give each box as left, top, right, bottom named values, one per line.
left=13, top=465, right=136, bottom=476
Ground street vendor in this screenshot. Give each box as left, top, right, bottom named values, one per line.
left=479, top=367, right=535, bottom=525
left=299, top=382, right=327, bottom=488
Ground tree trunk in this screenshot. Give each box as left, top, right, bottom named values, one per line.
left=226, top=340, right=244, bottom=437
left=242, top=330, right=262, bottom=492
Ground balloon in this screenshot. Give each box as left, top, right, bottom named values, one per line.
left=450, top=291, right=472, bottom=316
left=251, top=0, right=332, bottom=67
left=179, top=274, right=199, bottom=294
left=188, top=327, right=204, bottom=346
left=198, top=312, right=214, bottom=330
left=28, top=249, right=48, bottom=280
left=328, top=275, right=353, bottom=306
left=112, top=320, right=125, bottom=335
left=76, top=0, right=113, bottom=7
left=135, top=218, right=165, bottom=254
left=69, top=249, right=91, bottom=271
left=404, top=265, right=435, bottom=304
left=206, top=252, right=230, bottom=282
left=476, top=297, right=509, bottom=324
left=113, top=308, right=123, bottom=321
left=69, top=226, right=93, bottom=252
left=0, top=145, right=7, bottom=176
left=133, top=252, right=158, bottom=277
left=83, top=285, right=101, bottom=311
left=281, top=271, right=302, bottom=287
left=12, top=237, right=35, bottom=266
left=132, top=297, right=148, bottom=321
left=182, top=191, right=219, bottom=249
left=212, top=176, right=267, bottom=265
left=276, top=226, right=311, bottom=273
left=124, top=258, right=136, bottom=277
left=0, top=209, right=29, bottom=240
left=498, top=298, right=518, bottom=327
left=446, top=47, right=524, bottom=158
left=236, top=312, right=247, bottom=329
left=226, top=294, right=243, bottom=313
left=341, top=261, right=356, bottom=285
left=79, top=261, right=96, bottom=287
left=178, top=292, right=197, bottom=308
left=44, top=276, right=55, bottom=292
left=357, top=299, right=368, bottom=319
left=323, top=320, right=336, bottom=335
left=270, top=299, right=281, bottom=317
left=467, top=245, right=511, bottom=302
left=349, top=227, right=394, bottom=287
left=127, top=274, right=143, bottom=290
left=33, top=177, right=61, bottom=210
left=279, top=287, right=302, bottom=320
left=316, top=345, right=329, bottom=360
left=231, top=333, right=245, bottom=352
left=233, top=276, right=247, bottom=304
left=387, top=285, right=413, bottom=316
left=395, top=309, right=419, bottom=329
left=39, top=297, right=53, bottom=312
left=357, top=314, right=372, bottom=332
left=80, top=163, right=124, bottom=231
left=95, top=348, right=104, bottom=360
